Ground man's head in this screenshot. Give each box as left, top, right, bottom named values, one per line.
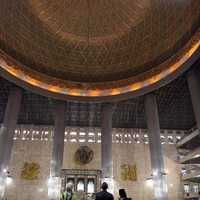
left=101, top=182, right=108, bottom=191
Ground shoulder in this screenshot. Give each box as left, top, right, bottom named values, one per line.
left=96, top=191, right=103, bottom=196
left=95, top=191, right=103, bottom=200
left=106, top=192, right=114, bottom=199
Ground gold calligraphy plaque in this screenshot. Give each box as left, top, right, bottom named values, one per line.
left=121, top=164, right=137, bottom=181
left=21, top=162, right=40, bottom=180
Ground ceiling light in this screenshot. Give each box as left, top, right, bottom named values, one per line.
left=193, top=154, right=200, bottom=158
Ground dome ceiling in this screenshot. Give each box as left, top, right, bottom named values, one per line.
left=0, top=0, right=199, bottom=100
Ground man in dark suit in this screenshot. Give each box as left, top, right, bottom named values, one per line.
left=95, top=182, right=114, bottom=200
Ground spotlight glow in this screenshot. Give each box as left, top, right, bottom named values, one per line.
left=48, top=177, right=61, bottom=199
left=146, top=178, right=153, bottom=187
left=6, top=176, right=13, bottom=186
left=152, top=170, right=158, bottom=176
left=0, top=177, right=5, bottom=198
left=193, top=154, right=200, bottom=158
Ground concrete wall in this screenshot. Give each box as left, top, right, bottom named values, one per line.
left=6, top=140, right=182, bottom=200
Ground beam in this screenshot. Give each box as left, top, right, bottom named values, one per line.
left=177, top=129, right=199, bottom=148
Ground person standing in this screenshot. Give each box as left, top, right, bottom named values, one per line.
left=119, top=189, right=131, bottom=200
left=60, top=183, right=77, bottom=200
left=95, top=182, right=114, bottom=200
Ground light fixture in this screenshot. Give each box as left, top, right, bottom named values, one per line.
left=5, top=171, right=13, bottom=186
left=165, top=169, right=169, bottom=174
left=152, top=170, right=158, bottom=177
left=146, top=177, right=153, bottom=187
left=70, top=139, right=77, bottom=142
left=151, top=170, right=168, bottom=178
left=79, top=132, right=86, bottom=136
left=6, top=176, right=13, bottom=186
left=88, top=132, right=95, bottom=136
left=176, top=136, right=181, bottom=140
left=70, top=132, right=77, bottom=136
left=193, top=154, right=200, bottom=159
left=79, top=139, right=86, bottom=143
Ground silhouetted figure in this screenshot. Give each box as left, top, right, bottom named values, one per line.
left=95, top=182, right=114, bottom=200
left=119, top=189, right=131, bottom=200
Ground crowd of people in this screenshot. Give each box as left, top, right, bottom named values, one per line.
left=60, top=182, right=131, bottom=200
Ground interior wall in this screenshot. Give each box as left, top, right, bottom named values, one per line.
left=7, top=141, right=51, bottom=200
left=6, top=139, right=182, bottom=200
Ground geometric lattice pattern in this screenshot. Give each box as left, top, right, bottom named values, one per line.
left=0, top=68, right=197, bottom=130
left=0, top=0, right=199, bottom=82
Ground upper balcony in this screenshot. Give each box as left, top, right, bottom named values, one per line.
left=177, top=129, right=200, bottom=150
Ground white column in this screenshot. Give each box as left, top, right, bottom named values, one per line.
left=0, top=88, right=22, bottom=200
left=145, top=94, right=168, bottom=200
left=187, top=68, right=200, bottom=129
left=49, top=101, right=65, bottom=200
left=101, top=103, right=115, bottom=179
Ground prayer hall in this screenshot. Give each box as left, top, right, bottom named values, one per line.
left=0, top=1, right=200, bottom=200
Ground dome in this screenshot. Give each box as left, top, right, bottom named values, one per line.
left=0, top=0, right=199, bottom=100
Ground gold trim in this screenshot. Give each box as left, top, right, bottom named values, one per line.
left=0, top=29, right=199, bottom=98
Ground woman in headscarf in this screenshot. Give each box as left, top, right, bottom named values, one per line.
left=119, top=189, right=131, bottom=200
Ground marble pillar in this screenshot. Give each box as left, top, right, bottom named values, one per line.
left=187, top=68, right=200, bottom=129
left=145, top=93, right=168, bottom=200
left=0, top=88, right=22, bottom=200
left=101, top=103, right=115, bottom=179
left=49, top=101, right=65, bottom=200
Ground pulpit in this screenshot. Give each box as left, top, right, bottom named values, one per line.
left=61, top=169, right=101, bottom=195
